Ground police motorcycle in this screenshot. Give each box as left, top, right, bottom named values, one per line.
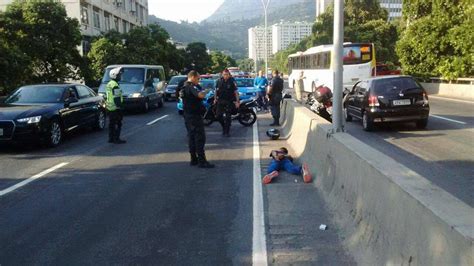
left=306, top=85, right=333, bottom=121
left=202, top=95, right=258, bottom=127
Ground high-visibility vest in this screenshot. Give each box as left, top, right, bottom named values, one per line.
left=105, top=80, right=123, bottom=111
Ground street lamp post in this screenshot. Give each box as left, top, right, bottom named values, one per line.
left=260, top=0, right=270, bottom=77
left=332, top=0, right=344, bottom=132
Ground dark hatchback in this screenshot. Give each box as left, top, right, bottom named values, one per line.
left=344, top=76, right=430, bottom=131
left=164, top=75, right=187, bottom=101
left=0, top=84, right=106, bottom=147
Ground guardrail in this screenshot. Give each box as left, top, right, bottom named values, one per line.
left=419, top=78, right=474, bottom=101
left=426, top=77, right=474, bottom=85
left=279, top=99, right=474, bottom=265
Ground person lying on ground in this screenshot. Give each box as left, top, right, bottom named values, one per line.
left=262, top=147, right=312, bottom=184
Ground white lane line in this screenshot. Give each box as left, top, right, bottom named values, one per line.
left=430, top=115, right=467, bottom=125
left=252, top=121, right=268, bottom=266
left=429, top=95, right=474, bottom=105
left=0, top=162, right=69, bottom=197
left=146, top=115, right=169, bottom=126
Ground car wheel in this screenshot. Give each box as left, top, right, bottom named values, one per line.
left=94, top=109, right=106, bottom=130
left=46, top=120, right=62, bottom=147
left=362, top=112, right=374, bottom=131
left=143, top=99, right=150, bottom=113
left=344, top=106, right=352, bottom=122
left=416, top=118, right=428, bottom=129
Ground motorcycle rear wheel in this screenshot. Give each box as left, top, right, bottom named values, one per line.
left=238, top=109, right=257, bottom=126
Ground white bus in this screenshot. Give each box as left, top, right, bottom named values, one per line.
left=288, top=43, right=376, bottom=93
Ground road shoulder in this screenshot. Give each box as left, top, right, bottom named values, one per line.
left=257, top=112, right=355, bottom=265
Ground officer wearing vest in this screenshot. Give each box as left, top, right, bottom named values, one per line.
left=214, top=69, right=240, bottom=137
left=106, top=67, right=126, bottom=144
left=180, top=71, right=215, bottom=168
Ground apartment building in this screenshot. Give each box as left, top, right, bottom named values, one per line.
left=0, top=0, right=149, bottom=54
left=271, top=22, right=312, bottom=54
left=315, top=0, right=403, bottom=21
left=248, top=26, right=273, bottom=63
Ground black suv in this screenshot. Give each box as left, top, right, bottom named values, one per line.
left=344, top=76, right=430, bottom=131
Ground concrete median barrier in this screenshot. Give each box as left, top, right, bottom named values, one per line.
left=280, top=99, right=474, bottom=265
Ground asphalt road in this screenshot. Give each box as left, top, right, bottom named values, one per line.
left=0, top=103, right=354, bottom=265
left=344, top=96, right=474, bottom=207
left=0, top=105, right=255, bottom=264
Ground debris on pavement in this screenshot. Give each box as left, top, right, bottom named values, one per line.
left=319, top=224, right=328, bottom=230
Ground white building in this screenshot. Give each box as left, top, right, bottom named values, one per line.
left=0, top=0, right=149, bottom=54
left=379, top=0, right=403, bottom=21
left=315, top=0, right=403, bottom=21
left=315, top=0, right=332, bottom=18
left=248, top=26, right=272, bottom=63
left=271, top=22, right=312, bottom=54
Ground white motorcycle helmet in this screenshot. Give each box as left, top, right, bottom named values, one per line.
left=109, top=67, right=122, bottom=80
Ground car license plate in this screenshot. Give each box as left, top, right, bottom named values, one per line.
left=392, top=99, right=411, bottom=106
left=0, top=128, right=3, bottom=136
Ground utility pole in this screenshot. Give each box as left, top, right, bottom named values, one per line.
left=261, top=0, right=270, bottom=77
left=332, top=0, right=344, bottom=132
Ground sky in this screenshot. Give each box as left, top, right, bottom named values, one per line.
left=149, top=0, right=225, bottom=23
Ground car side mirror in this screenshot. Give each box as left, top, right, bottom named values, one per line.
left=64, top=97, right=78, bottom=107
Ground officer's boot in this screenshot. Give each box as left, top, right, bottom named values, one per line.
left=114, top=127, right=126, bottom=144
left=198, top=154, right=215, bottom=168
left=190, top=153, right=198, bottom=166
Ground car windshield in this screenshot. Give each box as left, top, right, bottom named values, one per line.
left=236, top=79, right=254, bottom=87
left=5, top=86, right=64, bottom=104
left=169, top=76, right=187, bottom=85
left=372, top=77, right=421, bottom=94
left=199, top=80, right=216, bottom=90
left=102, top=67, right=145, bottom=84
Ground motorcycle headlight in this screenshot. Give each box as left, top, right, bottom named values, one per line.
left=17, top=116, right=42, bottom=124
left=129, top=93, right=142, bottom=98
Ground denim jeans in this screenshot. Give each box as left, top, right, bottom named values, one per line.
left=267, top=158, right=302, bottom=175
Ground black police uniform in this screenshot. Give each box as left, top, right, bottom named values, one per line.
left=181, top=81, right=214, bottom=168
left=269, top=75, right=284, bottom=126
left=215, top=77, right=238, bottom=136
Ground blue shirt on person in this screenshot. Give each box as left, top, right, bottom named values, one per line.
left=254, top=76, right=268, bottom=92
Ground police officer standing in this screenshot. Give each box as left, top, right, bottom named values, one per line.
left=214, top=69, right=240, bottom=137
left=106, top=67, right=126, bottom=144
left=267, top=70, right=284, bottom=126
left=181, top=71, right=215, bottom=168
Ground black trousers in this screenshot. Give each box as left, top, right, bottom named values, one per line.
left=216, top=100, right=234, bottom=134
left=108, top=110, right=123, bottom=141
left=184, top=113, right=206, bottom=157
left=270, top=97, right=282, bottom=123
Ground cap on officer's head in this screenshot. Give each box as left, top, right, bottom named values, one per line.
left=109, top=67, right=122, bottom=80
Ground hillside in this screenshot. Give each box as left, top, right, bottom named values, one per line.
left=204, top=0, right=307, bottom=23
left=149, top=0, right=315, bottom=59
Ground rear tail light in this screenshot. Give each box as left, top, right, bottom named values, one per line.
left=423, top=92, right=429, bottom=105
left=368, top=95, right=380, bottom=107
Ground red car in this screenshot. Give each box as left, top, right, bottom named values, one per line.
left=376, top=64, right=401, bottom=76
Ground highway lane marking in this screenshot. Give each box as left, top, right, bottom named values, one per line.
left=430, top=115, right=467, bottom=125
left=0, top=162, right=69, bottom=197
left=252, top=121, right=268, bottom=266
left=146, top=115, right=169, bottom=126
left=429, top=95, right=474, bottom=105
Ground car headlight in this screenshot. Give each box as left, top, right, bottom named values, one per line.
left=129, top=93, right=142, bottom=98
left=17, top=116, right=42, bottom=124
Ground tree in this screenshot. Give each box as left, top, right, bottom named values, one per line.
left=87, top=24, right=186, bottom=80
left=396, top=0, right=473, bottom=79
left=237, top=58, right=255, bottom=72
left=0, top=1, right=82, bottom=93
left=185, top=42, right=212, bottom=73
left=209, top=51, right=236, bottom=73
